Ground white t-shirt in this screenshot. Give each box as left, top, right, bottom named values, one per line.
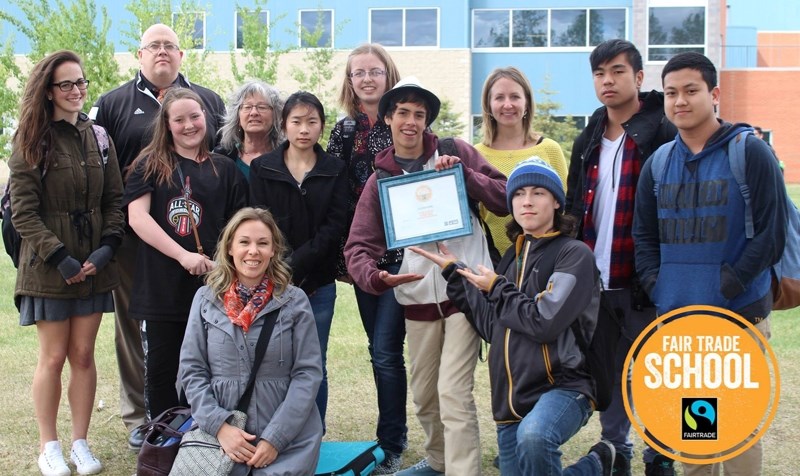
left=592, top=133, right=625, bottom=289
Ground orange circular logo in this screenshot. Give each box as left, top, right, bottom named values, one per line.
left=623, top=306, right=780, bottom=465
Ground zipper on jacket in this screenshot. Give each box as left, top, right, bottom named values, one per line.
left=541, top=344, right=555, bottom=385
left=503, top=328, right=523, bottom=419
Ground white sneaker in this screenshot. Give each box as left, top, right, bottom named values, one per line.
left=70, top=439, right=103, bottom=475
left=38, top=441, right=70, bottom=476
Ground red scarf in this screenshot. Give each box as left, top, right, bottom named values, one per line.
left=223, top=276, right=274, bottom=333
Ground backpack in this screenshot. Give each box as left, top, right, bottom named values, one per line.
left=531, top=235, right=622, bottom=412
left=2, top=124, right=109, bottom=268
left=374, top=137, right=502, bottom=266
left=650, top=130, right=800, bottom=311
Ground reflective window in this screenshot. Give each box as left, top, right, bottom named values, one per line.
left=648, top=6, right=706, bottom=61
left=172, top=12, right=205, bottom=50
left=300, top=10, right=333, bottom=48
left=236, top=10, right=268, bottom=49
left=512, top=10, right=547, bottom=47
left=370, top=8, right=438, bottom=47
left=473, top=8, right=626, bottom=49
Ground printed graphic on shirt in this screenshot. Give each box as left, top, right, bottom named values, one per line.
left=167, top=176, right=202, bottom=236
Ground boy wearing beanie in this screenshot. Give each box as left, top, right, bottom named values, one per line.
left=412, top=157, right=616, bottom=476
left=345, top=77, right=507, bottom=475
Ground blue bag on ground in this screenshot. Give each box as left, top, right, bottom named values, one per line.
left=315, top=441, right=385, bottom=476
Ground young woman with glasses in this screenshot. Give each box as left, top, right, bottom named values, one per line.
left=325, top=43, right=406, bottom=474
left=9, top=50, right=125, bottom=476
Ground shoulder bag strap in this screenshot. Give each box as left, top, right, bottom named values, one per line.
left=236, top=308, right=280, bottom=411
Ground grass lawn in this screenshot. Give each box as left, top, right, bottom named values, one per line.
left=0, top=184, right=798, bottom=474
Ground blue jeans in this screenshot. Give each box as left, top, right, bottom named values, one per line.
left=497, top=389, right=598, bottom=476
left=600, top=289, right=657, bottom=463
left=354, top=263, right=407, bottom=455
left=308, top=282, right=336, bottom=430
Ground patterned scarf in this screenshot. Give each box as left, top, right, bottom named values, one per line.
left=223, top=276, right=274, bottom=333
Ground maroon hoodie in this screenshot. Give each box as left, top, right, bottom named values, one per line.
left=344, top=132, right=508, bottom=321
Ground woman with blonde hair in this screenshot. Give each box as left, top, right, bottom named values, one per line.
left=125, top=87, right=247, bottom=421
left=9, top=50, right=125, bottom=476
left=215, top=80, right=284, bottom=180
left=180, top=207, right=323, bottom=474
left=325, top=43, right=406, bottom=473
left=476, top=66, right=568, bottom=257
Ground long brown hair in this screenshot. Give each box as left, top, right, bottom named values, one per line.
left=480, top=66, right=539, bottom=147
left=338, top=43, right=401, bottom=119
left=13, top=50, right=84, bottom=168
left=128, top=88, right=211, bottom=186
left=205, top=207, right=293, bottom=299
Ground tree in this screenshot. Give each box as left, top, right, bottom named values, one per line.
left=0, top=0, right=123, bottom=108
left=0, top=35, right=22, bottom=159
left=532, top=77, right=580, bottom=160
left=431, top=99, right=465, bottom=139
left=290, top=9, right=347, bottom=147
left=230, top=0, right=288, bottom=86
left=124, top=0, right=230, bottom=95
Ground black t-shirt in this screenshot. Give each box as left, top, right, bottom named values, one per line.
left=123, top=153, right=248, bottom=321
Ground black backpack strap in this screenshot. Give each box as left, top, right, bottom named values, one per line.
left=340, top=117, right=357, bottom=165
left=236, top=308, right=280, bottom=412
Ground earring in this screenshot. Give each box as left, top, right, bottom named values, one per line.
left=523, top=110, right=528, bottom=118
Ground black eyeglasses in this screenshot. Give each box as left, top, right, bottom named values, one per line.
left=141, top=42, right=180, bottom=54
left=349, top=69, right=386, bottom=79
left=51, top=79, right=90, bottom=92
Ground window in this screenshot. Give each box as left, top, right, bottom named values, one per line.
left=172, top=12, right=205, bottom=50
left=472, top=8, right=626, bottom=49
left=647, top=5, right=706, bottom=61
left=300, top=10, right=333, bottom=48
left=370, top=8, right=439, bottom=47
left=471, top=115, right=483, bottom=144
left=236, top=10, right=269, bottom=50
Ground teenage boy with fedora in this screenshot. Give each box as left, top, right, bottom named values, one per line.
left=345, top=77, right=507, bottom=475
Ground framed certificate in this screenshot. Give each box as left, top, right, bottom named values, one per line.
left=378, top=163, right=472, bottom=250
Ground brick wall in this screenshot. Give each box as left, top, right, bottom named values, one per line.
left=720, top=69, right=800, bottom=183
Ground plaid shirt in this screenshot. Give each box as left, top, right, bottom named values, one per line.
left=581, top=134, right=642, bottom=289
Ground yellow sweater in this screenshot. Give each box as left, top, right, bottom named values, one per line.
left=474, top=139, right=568, bottom=256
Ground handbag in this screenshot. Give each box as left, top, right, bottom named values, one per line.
left=169, top=308, right=279, bottom=476
left=136, top=407, right=194, bottom=476
left=314, top=441, right=385, bottom=476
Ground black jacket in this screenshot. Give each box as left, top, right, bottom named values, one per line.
left=91, top=72, right=225, bottom=176
left=565, top=90, right=677, bottom=238
left=249, top=142, right=348, bottom=294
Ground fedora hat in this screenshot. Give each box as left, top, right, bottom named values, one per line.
left=378, top=76, right=441, bottom=126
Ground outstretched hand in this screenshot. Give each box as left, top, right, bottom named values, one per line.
left=457, top=264, right=497, bottom=292
left=378, top=270, right=423, bottom=287
left=409, top=243, right=459, bottom=269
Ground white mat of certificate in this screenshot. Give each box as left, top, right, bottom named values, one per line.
left=387, top=175, right=464, bottom=241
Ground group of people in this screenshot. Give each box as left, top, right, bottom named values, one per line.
left=7, top=18, right=786, bottom=476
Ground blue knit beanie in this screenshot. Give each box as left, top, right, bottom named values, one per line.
left=506, top=157, right=565, bottom=213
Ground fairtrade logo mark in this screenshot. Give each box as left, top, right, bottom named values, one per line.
left=682, top=398, right=717, bottom=440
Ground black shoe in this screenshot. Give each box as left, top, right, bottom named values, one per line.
left=612, top=455, right=631, bottom=476
left=589, top=440, right=616, bottom=476
left=645, top=454, right=675, bottom=476
left=128, top=427, right=145, bottom=452
left=493, top=455, right=500, bottom=469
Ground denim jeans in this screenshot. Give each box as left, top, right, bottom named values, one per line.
left=308, top=282, right=336, bottom=429
left=354, top=266, right=407, bottom=455
left=497, top=388, right=598, bottom=476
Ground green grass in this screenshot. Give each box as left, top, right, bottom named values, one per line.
left=1, top=187, right=800, bottom=474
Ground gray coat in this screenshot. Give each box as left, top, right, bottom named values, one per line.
left=179, top=284, right=323, bottom=476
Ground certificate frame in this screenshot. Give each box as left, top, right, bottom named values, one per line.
left=378, top=163, right=472, bottom=250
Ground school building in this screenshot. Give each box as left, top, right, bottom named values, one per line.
left=4, top=0, right=799, bottom=181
